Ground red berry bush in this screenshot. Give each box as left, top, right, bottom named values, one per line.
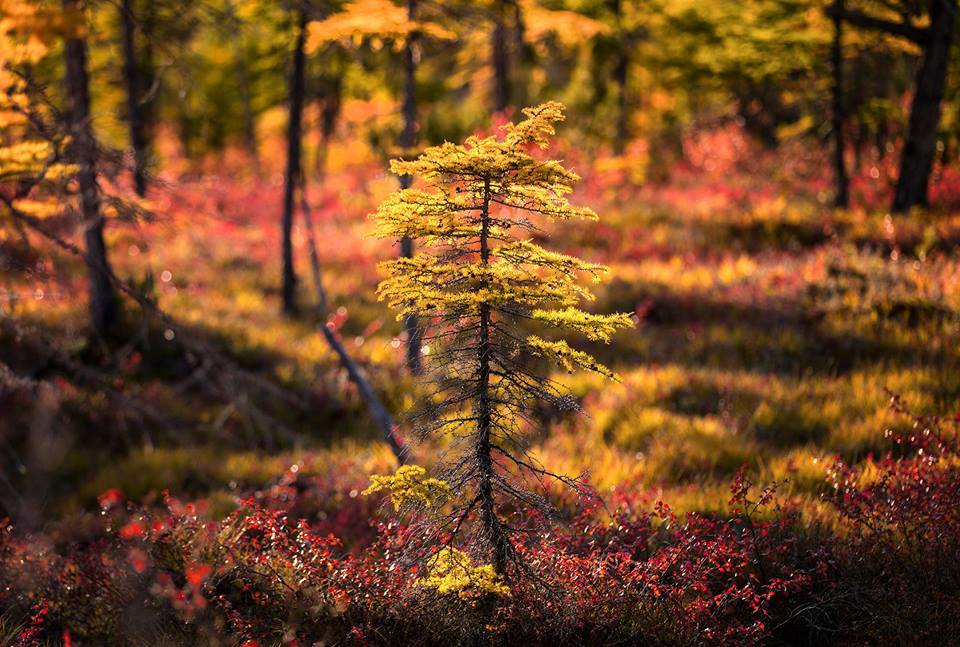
left=3, top=396, right=960, bottom=645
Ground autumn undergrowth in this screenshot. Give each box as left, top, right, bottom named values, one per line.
left=3, top=122, right=960, bottom=644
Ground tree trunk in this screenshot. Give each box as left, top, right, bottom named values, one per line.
left=299, top=177, right=409, bottom=464
left=63, top=0, right=118, bottom=338
left=400, top=0, right=423, bottom=374
left=478, top=178, right=507, bottom=574
left=613, top=48, right=629, bottom=155
left=491, top=4, right=510, bottom=114
left=609, top=0, right=629, bottom=155
left=314, top=73, right=341, bottom=177
left=281, top=7, right=307, bottom=315
left=120, top=0, right=148, bottom=196
left=892, top=0, right=956, bottom=213
left=737, top=78, right=781, bottom=149
left=832, top=0, right=849, bottom=208
left=510, top=0, right=527, bottom=110
left=227, top=0, right=258, bottom=172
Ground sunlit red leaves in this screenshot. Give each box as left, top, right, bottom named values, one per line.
left=97, top=488, right=123, bottom=510
left=6, top=404, right=960, bottom=645
left=186, top=562, right=212, bottom=587
left=118, top=521, right=145, bottom=540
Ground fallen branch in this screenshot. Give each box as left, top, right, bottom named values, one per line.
left=299, top=178, right=409, bottom=464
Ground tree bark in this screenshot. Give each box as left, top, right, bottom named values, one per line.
left=491, top=3, right=510, bottom=114
left=892, top=0, right=955, bottom=212
left=478, top=178, right=507, bottom=574
left=120, top=0, right=148, bottom=196
left=281, top=7, right=307, bottom=315
left=400, top=0, right=423, bottom=374
left=832, top=0, right=849, bottom=208
left=63, top=0, right=118, bottom=338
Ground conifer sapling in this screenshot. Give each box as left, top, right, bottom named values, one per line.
left=372, top=102, right=632, bottom=576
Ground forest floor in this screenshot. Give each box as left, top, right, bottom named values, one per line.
left=5, top=125, right=960, bottom=531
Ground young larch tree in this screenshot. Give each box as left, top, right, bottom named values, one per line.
left=373, top=102, right=632, bottom=574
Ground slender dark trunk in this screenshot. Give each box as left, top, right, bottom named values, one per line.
left=737, top=78, right=780, bottom=149
left=477, top=178, right=507, bottom=574
left=510, top=0, right=526, bottom=110
left=609, top=0, right=629, bottom=155
left=281, top=8, right=307, bottom=315
left=892, top=0, right=956, bottom=213
left=228, top=0, right=258, bottom=172
left=399, top=0, right=422, bottom=374
left=613, top=48, right=629, bottom=155
left=851, top=54, right=867, bottom=171
left=832, top=1, right=849, bottom=208
left=120, top=0, right=148, bottom=196
left=491, top=5, right=510, bottom=114
left=64, top=0, right=118, bottom=338
left=314, top=73, right=341, bottom=177
left=142, top=0, right=157, bottom=144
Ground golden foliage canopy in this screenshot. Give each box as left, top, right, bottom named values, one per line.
left=0, top=1, right=78, bottom=232
left=305, top=0, right=455, bottom=54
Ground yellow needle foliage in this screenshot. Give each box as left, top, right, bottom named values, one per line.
left=0, top=1, right=78, bottom=233
left=520, top=0, right=609, bottom=49
left=420, top=547, right=511, bottom=599
left=362, top=464, right=452, bottom=511
left=370, top=102, right=631, bottom=570
left=374, top=101, right=632, bottom=380
left=306, top=0, right=454, bottom=54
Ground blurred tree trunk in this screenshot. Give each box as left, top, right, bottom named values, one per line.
left=281, top=6, right=307, bottom=315
left=610, top=0, right=630, bottom=155
left=313, top=73, right=341, bottom=177
left=830, top=0, right=957, bottom=213
left=737, top=79, right=782, bottom=150
left=510, top=0, right=527, bottom=110
left=613, top=52, right=629, bottom=154
left=226, top=1, right=259, bottom=172
left=120, top=0, right=148, bottom=196
left=831, top=0, right=849, bottom=208
left=63, top=0, right=118, bottom=337
left=892, top=0, right=955, bottom=212
left=400, top=0, right=423, bottom=374
left=491, top=2, right=510, bottom=113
